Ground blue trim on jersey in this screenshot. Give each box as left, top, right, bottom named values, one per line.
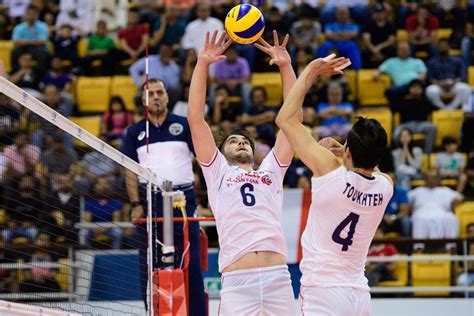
left=121, top=113, right=194, bottom=162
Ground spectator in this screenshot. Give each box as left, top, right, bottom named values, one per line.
left=55, top=0, right=93, bottom=35
left=240, top=87, right=277, bottom=146
left=284, top=158, right=312, bottom=188
left=211, top=45, right=252, bottom=112
left=51, top=24, right=80, bottom=65
left=79, top=176, right=123, bottom=249
left=0, top=95, right=23, bottom=146
left=430, top=0, right=464, bottom=32
left=462, top=98, right=474, bottom=154
left=406, top=4, right=439, bottom=59
left=436, top=136, right=468, bottom=193
left=3, top=0, right=31, bottom=24
left=101, top=96, right=133, bottom=142
left=391, top=79, right=436, bottom=153
left=465, top=153, right=474, bottom=198
left=380, top=173, right=411, bottom=236
left=409, top=169, right=463, bottom=252
left=181, top=48, right=197, bottom=84
left=426, top=38, right=470, bottom=110
left=81, top=20, right=116, bottom=76
left=2, top=129, right=40, bottom=181
left=320, top=0, right=371, bottom=27
left=392, top=128, right=423, bottom=191
left=9, top=52, right=43, bottom=98
left=366, top=228, right=398, bottom=286
left=40, top=133, right=78, bottom=178
left=129, top=44, right=181, bottom=107
left=294, top=47, right=313, bottom=77
left=172, top=83, right=209, bottom=118
left=150, top=4, right=186, bottom=56
left=374, top=42, right=427, bottom=105
left=0, top=234, right=15, bottom=294
left=317, top=6, right=362, bottom=70
left=92, top=0, right=128, bottom=33
left=456, top=223, right=474, bottom=297
left=362, top=3, right=396, bottom=68
left=289, top=10, right=321, bottom=58
left=313, top=82, right=354, bottom=141
left=41, top=56, right=74, bottom=93
left=461, top=10, right=474, bottom=66
left=182, top=2, right=224, bottom=55
left=11, top=4, right=49, bottom=71
left=211, top=84, right=244, bottom=134
left=399, top=0, right=419, bottom=28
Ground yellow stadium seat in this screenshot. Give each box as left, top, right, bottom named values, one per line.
left=357, top=70, right=391, bottom=106
left=0, top=40, right=14, bottom=73
left=469, top=67, right=474, bottom=87
left=421, top=154, right=430, bottom=172
left=378, top=255, right=409, bottom=287
left=77, top=38, right=89, bottom=58
left=412, top=254, right=451, bottom=296
left=356, top=108, right=392, bottom=143
left=397, top=30, right=408, bottom=42
left=70, top=116, right=102, bottom=136
left=431, top=110, right=464, bottom=147
left=345, top=70, right=357, bottom=101
left=410, top=179, right=426, bottom=188
left=76, top=77, right=111, bottom=113
left=56, top=258, right=70, bottom=292
left=251, top=72, right=282, bottom=107
left=0, top=208, right=5, bottom=226
left=110, top=76, right=138, bottom=111
left=455, top=202, right=474, bottom=237
left=437, top=28, right=452, bottom=41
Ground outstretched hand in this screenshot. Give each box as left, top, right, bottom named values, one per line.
left=198, top=30, right=233, bottom=65
left=309, top=54, right=352, bottom=77
left=255, top=30, right=291, bottom=67
left=319, top=137, right=344, bottom=157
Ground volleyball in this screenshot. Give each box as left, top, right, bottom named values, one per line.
left=225, top=4, right=265, bottom=44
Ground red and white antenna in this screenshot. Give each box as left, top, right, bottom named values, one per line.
left=145, top=44, right=150, bottom=153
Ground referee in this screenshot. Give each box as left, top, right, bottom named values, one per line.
left=121, top=78, right=205, bottom=315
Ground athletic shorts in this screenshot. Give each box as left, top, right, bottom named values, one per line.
left=218, top=265, right=296, bottom=316
left=300, top=286, right=371, bottom=316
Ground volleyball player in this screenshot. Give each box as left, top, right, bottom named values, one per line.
left=188, top=30, right=297, bottom=315
left=275, top=56, right=394, bottom=315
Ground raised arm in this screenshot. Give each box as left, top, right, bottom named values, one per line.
left=275, top=55, right=351, bottom=177
left=187, top=31, right=232, bottom=164
left=254, top=31, right=297, bottom=165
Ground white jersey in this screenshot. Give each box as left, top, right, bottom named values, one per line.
left=200, top=149, right=288, bottom=272
left=300, top=166, right=393, bottom=291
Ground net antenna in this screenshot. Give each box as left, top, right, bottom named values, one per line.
left=0, top=76, right=162, bottom=316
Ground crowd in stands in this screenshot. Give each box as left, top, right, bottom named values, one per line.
left=0, top=0, right=473, bottom=294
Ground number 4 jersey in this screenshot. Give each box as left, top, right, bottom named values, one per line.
left=300, top=166, right=393, bottom=291
left=200, top=148, right=289, bottom=272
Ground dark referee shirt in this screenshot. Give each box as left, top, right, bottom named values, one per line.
left=121, top=113, right=195, bottom=185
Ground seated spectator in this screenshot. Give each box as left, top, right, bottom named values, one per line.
left=320, top=0, right=371, bottom=27
left=40, top=133, right=78, bottom=179
left=51, top=24, right=80, bottom=66
left=101, top=96, right=133, bottom=142
left=9, top=52, right=43, bottom=98
left=392, top=128, right=423, bottom=191
left=79, top=176, right=123, bottom=249
left=240, top=87, right=276, bottom=146
left=181, top=48, right=197, bottom=84
left=457, top=223, right=474, bottom=297
left=41, top=56, right=74, bottom=94
left=391, top=79, right=436, bottom=153
left=92, top=0, right=128, bottom=33
left=409, top=169, right=463, bottom=252
left=294, top=47, right=312, bottom=77
left=172, top=83, right=209, bottom=118
left=11, top=4, right=49, bottom=71
left=426, top=38, right=470, bottom=110
left=150, top=4, right=186, bottom=56
left=2, top=174, right=39, bottom=244
left=129, top=44, right=181, bottom=107
left=0, top=234, right=15, bottom=294
left=81, top=20, right=116, bottom=76
left=211, top=45, right=252, bottom=112
left=362, top=3, right=396, bottom=68
left=406, top=5, right=439, bottom=59
left=462, top=92, right=474, bottom=154
left=55, top=0, right=93, bottom=35
left=3, top=130, right=40, bottom=181
left=461, top=11, right=474, bottom=66
left=436, top=136, right=468, bottom=193
left=313, top=82, right=353, bottom=141
left=465, top=153, right=474, bottom=198
left=430, top=0, right=464, bottom=32
left=43, top=174, right=80, bottom=243
left=380, top=173, right=411, bottom=236
left=284, top=157, right=312, bottom=188
left=317, top=6, right=362, bottom=70
left=289, top=9, right=321, bottom=58
left=0, top=95, right=23, bottom=146
left=399, top=0, right=419, bottom=28
left=366, top=228, right=398, bottom=286
left=374, top=42, right=427, bottom=105
left=211, top=84, right=244, bottom=134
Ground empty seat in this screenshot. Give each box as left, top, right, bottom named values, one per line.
left=412, top=254, right=451, bottom=296
left=377, top=254, right=409, bottom=287
left=431, top=110, right=464, bottom=147
left=251, top=72, right=282, bottom=107
left=468, top=67, right=474, bottom=87
left=110, top=76, right=138, bottom=111
left=357, top=69, right=391, bottom=106
left=0, top=40, right=14, bottom=73
left=70, top=116, right=102, bottom=136
left=76, top=77, right=111, bottom=113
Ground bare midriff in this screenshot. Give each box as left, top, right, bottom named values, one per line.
left=223, top=251, right=286, bottom=273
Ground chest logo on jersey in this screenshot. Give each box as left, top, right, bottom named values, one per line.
left=138, top=131, right=146, bottom=141
left=226, top=171, right=270, bottom=187
left=261, top=175, right=272, bottom=185
left=169, top=123, right=184, bottom=136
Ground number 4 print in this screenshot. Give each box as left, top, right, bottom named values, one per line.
left=332, top=212, right=360, bottom=251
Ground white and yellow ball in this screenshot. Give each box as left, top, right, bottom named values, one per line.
left=225, top=4, right=265, bottom=45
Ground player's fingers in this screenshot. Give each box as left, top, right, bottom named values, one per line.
left=221, top=38, right=233, bottom=52
left=281, top=34, right=289, bottom=48
left=273, top=30, right=279, bottom=47
left=210, top=30, right=218, bottom=45
left=205, top=32, right=210, bottom=46
left=254, top=43, right=271, bottom=54
left=269, top=59, right=277, bottom=65
left=335, top=60, right=352, bottom=71
left=322, top=53, right=336, bottom=62
left=258, top=37, right=271, bottom=48
left=216, top=31, right=226, bottom=46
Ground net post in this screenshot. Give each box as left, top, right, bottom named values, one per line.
left=146, top=181, right=154, bottom=316
left=162, top=181, right=175, bottom=270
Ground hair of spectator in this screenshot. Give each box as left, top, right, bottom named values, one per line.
left=215, top=84, right=231, bottom=96
left=26, top=4, right=40, bottom=13
left=346, top=117, right=388, bottom=169
left=217, top=128, right=256, bottom=154
left=251, top=86, right=268, bottom=101
left=129, top=7, right=140, bottom=14
left=442, top=136, right=458, bottom=147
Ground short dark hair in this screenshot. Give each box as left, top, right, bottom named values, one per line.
left=141, top=78, right=167, bottom=92
left=27, top=4, right=40, bottom=13
left=217, top=128, right=256, bottom=154
left=346, top=117, right=388, bottom=169
left=251, top=86, right=267, bottom=101
left=467, top=223, right=474, bottom=232
left=442, top=136, right=458, bottom=147
left=129, top=7, right=140, bottom=14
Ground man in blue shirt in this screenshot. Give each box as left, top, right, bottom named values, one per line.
left=381, top=173, right=411, bottom=236
left=11, top=4, right=49, bottom=71
left=121, top=79, right=205, bottom=315
left=317, top=6, right=362, bottom=70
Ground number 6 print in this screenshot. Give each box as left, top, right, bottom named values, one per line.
left=240, top=183, right=256, bottom=206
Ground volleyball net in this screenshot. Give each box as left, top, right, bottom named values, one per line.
left=0, top=76, right=171, bottom=315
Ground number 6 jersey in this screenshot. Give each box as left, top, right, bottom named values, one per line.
left=300, top=166, right=393, bottom=291
left=200, top=148, right=289, bottom=272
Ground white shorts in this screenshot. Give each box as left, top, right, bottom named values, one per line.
left=300, top=286, right=371, bottom=316
left=218, top=265, right=296, bottom=316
